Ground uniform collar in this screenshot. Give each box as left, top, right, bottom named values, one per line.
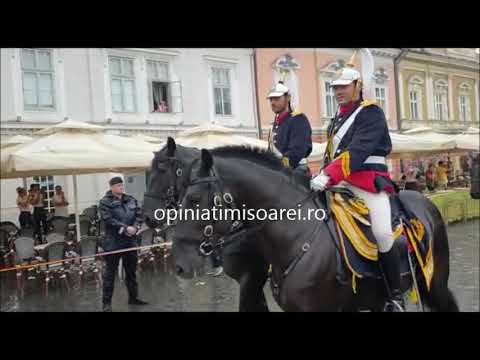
left=275, top=111, right=290, bottom=126
left=338, top=100, right=360, bottom=116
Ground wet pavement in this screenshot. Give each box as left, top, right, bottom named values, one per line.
left=1, top=219, right=478, bottom=312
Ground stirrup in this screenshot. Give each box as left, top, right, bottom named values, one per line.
left=384, top=299, right=405, bottom=312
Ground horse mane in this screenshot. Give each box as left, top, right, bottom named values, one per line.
left=211, top=145, right=302, bottom=178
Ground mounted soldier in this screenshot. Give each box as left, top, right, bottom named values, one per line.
left=311, top=49, right=405, bottom=311
left=266, top=82, right=313, bottom=179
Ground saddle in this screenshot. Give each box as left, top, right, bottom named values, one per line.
left=326, top=187, right=433, bottom=294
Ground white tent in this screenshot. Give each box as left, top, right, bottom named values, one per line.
left=1, top=135, right=33, bottom=148
left=307, top=131, right=458, bottom=163
left=1, top=119, right=159, bottom=241
left=403, top=126, right=479, bottom=152
left=175, top=123, right=267, bottom=149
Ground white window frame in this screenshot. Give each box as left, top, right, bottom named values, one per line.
left=433, top=79, right=449, bottom=121
left=31, top=175, right=56, bottom=213
left=323, top=79, right=338, bottom=118
left=375, top=85, right=388, bottom=113
left=20, top=48, right=56, bottom=111
left=408, top=76, right=424, bottom=120
left=108, top=55, right=137, bottom=113
left=458, top=82, right=472, bottom=123
left=212, top=67, right=233, bottom=117
left=146, top=59, right=170, bottom=113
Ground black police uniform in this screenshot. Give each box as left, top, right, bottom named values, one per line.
left=271, top=111, right=313, bottom=177
left=99, top=190, right=143, bottom=306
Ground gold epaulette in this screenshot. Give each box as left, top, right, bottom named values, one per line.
left=290, top=110, right=303, bottom=117
left=281, top=156, right=290, bottom=168
left=360, top=100, right=377, bottom=107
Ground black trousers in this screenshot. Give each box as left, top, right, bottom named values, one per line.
left=33, top=207, right=48, bottom=240
left=102, top=251, right=138, bottom=305
left=19, top=211, right=33, bottom=229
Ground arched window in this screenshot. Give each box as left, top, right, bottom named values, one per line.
left=374, top=68, right=389, bottom=112
left=458, top=82, right=472, bottom=122
left=408, top=75, right=424, bottom=120
left=434, top=79, right=449, bottom=121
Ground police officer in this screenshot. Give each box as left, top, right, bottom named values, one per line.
left=311, top=49, right=404, bottom=311
left=99, top=176, right=148, bottom=312
left=266, top=82, right=313, bottom=179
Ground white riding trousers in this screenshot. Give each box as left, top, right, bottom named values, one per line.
left=338, top=181, right=394, bottom=253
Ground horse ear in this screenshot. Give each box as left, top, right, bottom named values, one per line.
left=201, top=149, right=213, bottom=173
left=166, top=137, right=176, bottom=157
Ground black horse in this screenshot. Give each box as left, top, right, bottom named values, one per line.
left=171, top=145, right=459, bottom=312
left=143, top=138, right=271, bottom=312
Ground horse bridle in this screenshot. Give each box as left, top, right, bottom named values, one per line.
left=145, top=152, right=264, bottom=260
left=144, top=157, right=188, bottom=213
left=186, top=165, right=250, bottom=258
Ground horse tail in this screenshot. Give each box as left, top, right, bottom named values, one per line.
left=419, top=195, right=459, bottom=312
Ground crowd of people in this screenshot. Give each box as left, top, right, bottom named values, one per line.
left=399, top=154, right=478, bottom=193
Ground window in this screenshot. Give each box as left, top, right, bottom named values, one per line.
left=31, top=176, right=55, bottom=213
left=109, top=56, right=136, bottom=113
left=21, top=48, right=55, bottom=110
left=147, top=60, right=170, bottom=113
left=325, top=81, right=337, bottom=117
left=459, top=94, right=470, bottom=122
left=212, top=68, right=232, bottom=116
left=459, top=82, right=472, bottom=122
left=375, top=87, right=386, bottom=110
left=409, top=90, right=420, bottom=120
left=434, top=80, right=449, bottom=121
left=408, top=76, right=424, bottom=120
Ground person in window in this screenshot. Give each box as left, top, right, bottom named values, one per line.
left=53, top=185, right=69, bottom=218
left=28, top=184, right=48, bottom=244
left=16, top=187, right=32, bottom=229
left=155, top=100, right=168, bottom=113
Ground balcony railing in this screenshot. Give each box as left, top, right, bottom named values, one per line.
left=400, top=119, right=478, bottom=132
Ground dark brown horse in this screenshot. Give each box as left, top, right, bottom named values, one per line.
left=143, top=138, right=270, bottom=311
left=171, top=146, right=459, bottom=311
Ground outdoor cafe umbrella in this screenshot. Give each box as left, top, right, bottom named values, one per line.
left=307, top=131, right=458, bottom=163
left=1, top=119, right=159, bottom=242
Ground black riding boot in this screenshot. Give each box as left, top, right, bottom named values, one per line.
left=379, top=246, right=405, bottom=312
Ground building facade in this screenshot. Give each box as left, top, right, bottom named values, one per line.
left=397, top=48, right=480, bottom=175
left=1, top=48, right=259, bottom=225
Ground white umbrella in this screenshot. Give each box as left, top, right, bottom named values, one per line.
left=175, top=123, right=267, bottom=149
left=2, top=119, right=158, bottom=242
left=308, top=131, right=458, bottom=163
left=131, top=134, right=164, bottom=144
left=1, top=135, right=33, bottom=148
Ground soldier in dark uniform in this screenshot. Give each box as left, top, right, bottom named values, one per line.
left=99, top=176, right=148, bottom=312
left=311, top=49, right=404, bottom=312
left=266, top=82, right=313, bottom=179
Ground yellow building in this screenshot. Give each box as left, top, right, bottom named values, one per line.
left=396, top=48, right=479, bottom=179
left=398, top=48, right=479, bottom=131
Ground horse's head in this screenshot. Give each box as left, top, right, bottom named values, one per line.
left=143, top=137, right=199, bottom=230
left=173, top=149, right=236, bottom=279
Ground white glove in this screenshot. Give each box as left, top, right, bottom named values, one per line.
left=310, top=172, right=331, bottom=192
